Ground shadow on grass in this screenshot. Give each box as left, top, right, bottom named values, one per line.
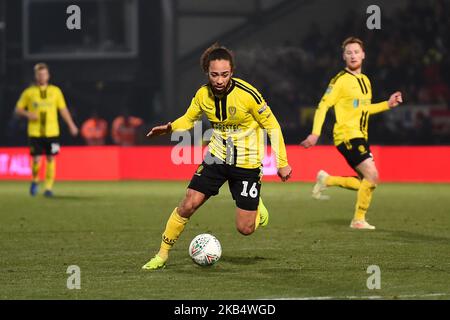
left=220, top=255, right=272, bottom=265
left=315, top=218, right=350, bottom=227
left=381, top=229, right=450, bottom=244
left=318, top=219, right=450, bottom=243
left=169, top=255, right=272, bottom=271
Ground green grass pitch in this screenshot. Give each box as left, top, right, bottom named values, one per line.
left=0, top=181, right=449, bottom=299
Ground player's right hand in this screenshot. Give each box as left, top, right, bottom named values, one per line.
left=28, top=112, right=38, bottom=121
left=146, top=122, right=172, bottom=137
left=300, top=134, right=319, bottom=148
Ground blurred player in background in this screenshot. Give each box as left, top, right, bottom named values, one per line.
left=300, top=37, right=403, bottom=230
left=142, top=43, right=292, bottom=270
left=111, top=111, right=144, bottom=146
left=81, top=110, right=108, bottom=146
left=15, top=63, right=78, bottom=197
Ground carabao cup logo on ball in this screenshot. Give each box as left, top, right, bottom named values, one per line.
left=189, top=234, right=222, bottom=266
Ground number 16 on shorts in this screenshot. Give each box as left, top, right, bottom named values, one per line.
left=241, top=181, right=258, bottom=198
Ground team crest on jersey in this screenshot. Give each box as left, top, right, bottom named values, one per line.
left=353, top=99, right=360, bottom=108
left=32, top=102, right=39, bottom=109
left=228, top=106, right=237, bottom=118
left=358, top=145, right=367, bottom=154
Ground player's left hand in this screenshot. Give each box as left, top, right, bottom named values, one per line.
left=277, top=165, right=292, bottom=182
left=388, top=91, right=403, bottom=108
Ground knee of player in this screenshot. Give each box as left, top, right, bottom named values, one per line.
left=364, top=171, right=379, bottom=184
left=364, top=178, right=379, bottom=186
left=370, top=173, right=379, bottom=185
left=33, top=156, right=42, bottom=163
left=237, top=224, right=255, bottom=236
left=178, top=201, right=197, bottom=216
left=179, top=192, right=201, bottom=216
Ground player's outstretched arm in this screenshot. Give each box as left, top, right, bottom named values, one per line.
left=300, top=134, right=319, bottom=149
left=301, top=76, right=342, bottom=148
left=370, top=91, right=403, bottom=115
left=146, top=122, right=172, bottom=137
left=250, top=104, right=291, bottom=182
left=147, top=92, right=202, bottom=138
left=388, top=91, right=403, bottom=108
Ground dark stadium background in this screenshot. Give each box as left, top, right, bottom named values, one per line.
left=0, top=0, right=449, bottom=147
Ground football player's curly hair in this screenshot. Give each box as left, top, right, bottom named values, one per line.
left=200, top=42, right=235, bottom=73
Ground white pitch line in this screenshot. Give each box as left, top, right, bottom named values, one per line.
left=264, top=293, right=450, bottom=300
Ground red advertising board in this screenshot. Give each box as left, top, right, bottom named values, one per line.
left=0, top=146, right=449, bottom=182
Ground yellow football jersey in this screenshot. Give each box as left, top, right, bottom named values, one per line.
left=16, top=84, right=67, bottom=138
left=171, top=78, right=288, bottom=169
left=312, top=69, right=389, bottom=146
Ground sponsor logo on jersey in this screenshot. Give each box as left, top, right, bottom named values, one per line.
left=212, top=123, right=240, bottom=132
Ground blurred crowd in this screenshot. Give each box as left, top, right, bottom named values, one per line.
left=80, top=111, right=144, bottom=146
left=4, top=0, right=449, bottom=147
left=236, top=0, right=450, bottom=144
left=6, top=108, right=145, bottom=147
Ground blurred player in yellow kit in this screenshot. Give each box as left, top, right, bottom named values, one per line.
left=301, top=37, right=403, bottom=230
left=15, top=63, right=78, bottom=197
left=142, top=44, right=292, bottom=270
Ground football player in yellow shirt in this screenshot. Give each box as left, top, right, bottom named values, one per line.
left=15, top=63, right=78, bottom=197
left=301, top=37, right=403, bottom=230
left=142, top=44, right=292, bottom=270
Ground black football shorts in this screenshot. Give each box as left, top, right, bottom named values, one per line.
left=188, top=154, right=262, bottom=211
left=29, top=137, right=60, bottom=156
left=336, top=138, right=373, bottom=169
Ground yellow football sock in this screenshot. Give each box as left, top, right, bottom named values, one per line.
left=158, top=208, right=189, bottom=260
left=326, top=176, right=361, bottom=190
left=32, top=161, right=40, bottom=183
left=44, top=159, right=56, bottom=190
left=354, top=179, right=377, bottom=221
